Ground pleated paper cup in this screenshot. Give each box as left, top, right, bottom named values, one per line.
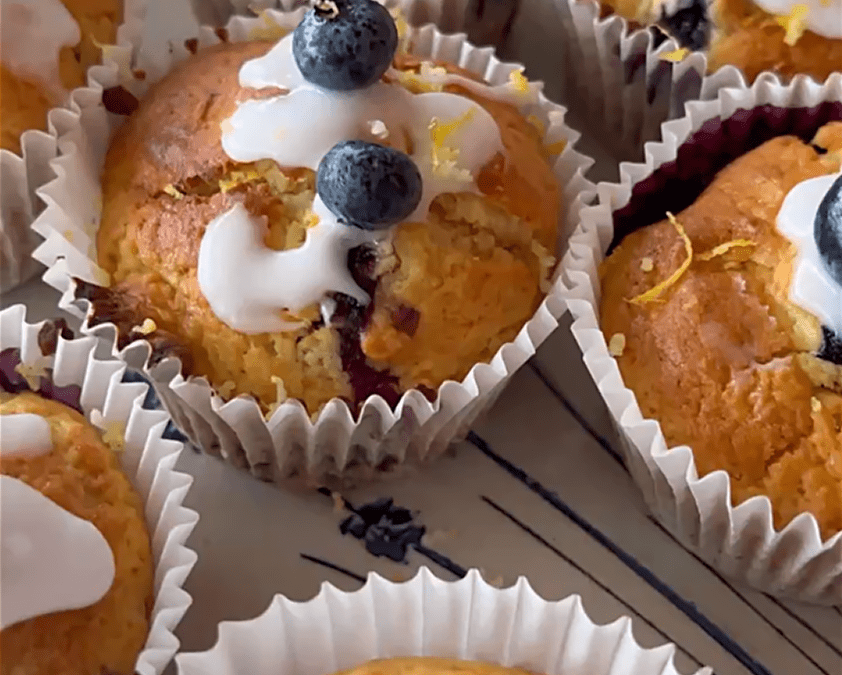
left=176, top=568, right=711, bottom=675
left=0, top=0, right=150, bottom=294
left=31, top=4, right=596, bottom=488
left=0, top=303, right=199, bottom=673
left=562, top=73, right=842, bottom=604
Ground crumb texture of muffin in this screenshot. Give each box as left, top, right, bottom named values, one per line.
left=1, top=0, right=122, bottom=154
left=599, top=123, right=842, bottom=537
left=94, top=39, right=560, bottom=416
left=333, top=657, right=539, bottom=675
left=0, top=391, right=153, bottom=675
left=708, top=0, right=842, bottom=82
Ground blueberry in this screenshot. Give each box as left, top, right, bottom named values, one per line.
left=293, top=0, right=398, bottom=91
left=657, top=0, right=711, bottom=51
left=317, top=140, right=423, bottom=230
left=815, top=173, right=842, bottom=287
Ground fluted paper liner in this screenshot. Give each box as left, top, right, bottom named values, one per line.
left=31, top=4, right=596, bottom=487
left=176, top=568, right=711, bottom=675
left=0, top=0, right=150, bottom=294
left=562, top=73, right=842, bottom=604
left=0, top=304, right=199, bottom=673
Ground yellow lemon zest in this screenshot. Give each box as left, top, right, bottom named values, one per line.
left=697, top=239, right=755, bottom=261
left=659, top=47, right=690, bottom=62
left=776, top=4, right=809, bottom=46
left=628, top=212, right=692, bottom=305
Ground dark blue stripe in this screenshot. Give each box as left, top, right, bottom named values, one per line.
left=481, top=495, right=706, bottom=669
left=644, top=516, right=834, bottom=673
left=466, top=430, right=772, bottom=675
left=526, top=360, right=625, bottom=467
left=300, top=553, right=367, bottom=584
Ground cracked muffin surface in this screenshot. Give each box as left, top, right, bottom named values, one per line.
left=94, top=39, right=561, bottom=416
left=599, top=123, right=842, bottom=537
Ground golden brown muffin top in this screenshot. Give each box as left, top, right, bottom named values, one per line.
left=0, top=391, right=153, bottom=675
left=94, top=37, right=561, bottom=416
left=333, top=657, right=540, bottom=675
left=599, top=123, right=842, bottom=537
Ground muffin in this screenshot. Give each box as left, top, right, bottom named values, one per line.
left=176, top=568, right=691, bottom=675
left=593, top=0, right=842, bottom=83
left=0, top=305, right=198, bottom=674
left=597, top=122, right=842, bottom=538
left=0, top=392, right=154, bottom=675
left=334, top=658, right=536, bottom=674
left=84, top=4, right=561, bottom=416
left=0, top=0, right=122, bottom=154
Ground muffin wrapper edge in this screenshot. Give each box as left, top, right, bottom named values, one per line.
left=562, top=72, right=842, bottom=604
left=0, top=0, right=149, bottom=294
left=30, top=3, right=597, bottom=488
left=175, top=567, right=712, bottom=675
left=0, top=303, right=199, bottom=674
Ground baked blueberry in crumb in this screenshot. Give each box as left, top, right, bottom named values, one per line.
left=819, top=326, right=842, bottom=365
left=317, top=140, right=423, bottom=229
left=815, top=173, right=842, bottom=286
left=292, top=0, right=398, bottom=91
left=657, top=0, right=711, bottom=51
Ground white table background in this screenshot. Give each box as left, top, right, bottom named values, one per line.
left=3, top=0, right=841, bottom=673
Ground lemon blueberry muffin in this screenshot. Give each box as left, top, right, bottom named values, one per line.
left=599, top=120, right=842, bottom=537
left=594, top=0, right=842, bottom=83
left=0, top=383, right=153, bottom=673
left=84, top=0, right=561, bottom=418
left=333, top=657, right=539, bottom=674
left=1, top=0, right=122, bottom=154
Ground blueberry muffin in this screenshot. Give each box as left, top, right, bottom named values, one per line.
left=594, top=0, right=842, bottom=83
left=599, top=121, right=842, bottom=536
left=1, top=0, right=122, bottom=154
left=334, top=658, right=538, bottom=674
left=0, top=390, right=154, bottom=675
left=85, top=0, right=561, bottom=417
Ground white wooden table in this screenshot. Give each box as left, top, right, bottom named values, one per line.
left=3, top=0, right=841, bottom=672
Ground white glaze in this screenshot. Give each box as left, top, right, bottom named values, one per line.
left=0, top=0, right=81, bottom=99
left=200, top=32, right=536, bottom=334
left=0, top=475, right=115, bottom=630
left=752, top=0, right=842, bottom=39
left=0, top=413, right=53, bottom=459
left=776, top=172, right=842, bottom=337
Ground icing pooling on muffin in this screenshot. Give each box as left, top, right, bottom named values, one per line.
left=0, top=473, right=115, bottom=630
left=777, top=171, right=842, bottom=339
left=0, top=413, right=53, bottom=459
left=0, top=0, right=80, bottom=99
left=752, top=0, right=842, bottom=39
left=198, top=26, right=535, bottom=334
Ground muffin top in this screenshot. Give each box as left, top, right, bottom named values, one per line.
left=94, top=10, right=561, bottom=416
left=599, top=122, right=842, bottom=537
left=0, top=391, right=153, bottom=675
left=334, top=657, right=539, bottom=674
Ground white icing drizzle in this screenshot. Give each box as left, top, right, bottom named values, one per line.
left=0, top=413, right=53, bottom=459
left=0, top=0, right=81, bottom=99
left=0, top=475, right=115, bottom=630
left=752, top=0, right=842, bottom=39
left=777, top=172, right=842, bottom=337
left=199, top=33, right=537, bottom=334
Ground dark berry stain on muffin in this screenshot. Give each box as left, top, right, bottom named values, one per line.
left=102, top=86, right=140, bottom=116
left=656, top=0, right=711, bottom=51
left=0, top=348, right=83, bottom=413
left=36, top=318, right=73, bottom=356
left=819, top=327, right=842, bottom=366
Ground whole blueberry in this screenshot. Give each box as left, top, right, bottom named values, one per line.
left=815, top=173, right=842, bottom=287
left=293, top=0, right=398, bottom=91
left=317, top=140, right=423, bottom=230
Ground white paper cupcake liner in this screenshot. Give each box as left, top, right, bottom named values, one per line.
left=176, top=567, right=712, bottom=675
left=545, top=0, right=757, bottom=164
left=30, top=5, right=596, bottom=487
left=562, top=72, right=842, bottom=604
left=0, top=0, right=150, bottom=295
left=0, top=303, right=199, bottom=674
